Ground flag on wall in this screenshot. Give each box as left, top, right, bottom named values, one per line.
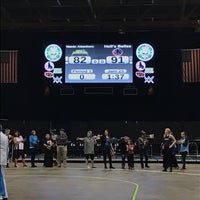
left=0, top=50, right=18, bottom=83
left=182, top=49, right=200, bottom=83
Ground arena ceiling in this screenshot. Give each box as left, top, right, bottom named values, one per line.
left=1, top=0, right=200, bottom=32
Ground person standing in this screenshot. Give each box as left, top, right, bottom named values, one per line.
left=4, top=129, right=13, bottom=168
left=77, top=131, right=100, bottom=169
left=177, top=131, right=189, bottom=170
left=101, top=129, right=115, bottom=169
left=137, top=131, right=150, bottom=168
left=29, top=130, right=39, bottom=168
left=56, top=128, right=68, bottom=168
left=119, top=136, right=129, bottom=169
left=127, top=140, right=135, bottom=170
left=0, top=125, right=9, bottom=200
left=13, top=130, right=27, bottom=167
left=161, top=128, right=176, bottom=172
left=43, top=133, right=54, bottom=167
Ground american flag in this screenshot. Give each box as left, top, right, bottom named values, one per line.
left=0, top=50, right=18, bottom=83
left=182, top=48, right=200, bottom=83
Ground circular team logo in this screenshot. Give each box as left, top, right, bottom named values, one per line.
left=44, top=61, right=54, bottom=71
left=136, top=43, right=154, bottom=61
left=135, top=61, right=146, bottom=71
left=45, top=44, right=62, bottom=62
left=112, top=48, right=123, bottom=56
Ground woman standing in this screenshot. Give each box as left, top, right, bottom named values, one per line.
left=43, top=133, right=54, bottom=167
left=101, top=129, right=115, bottom=169
left=177, top=131, right=189, bottom=170
left=13, top=130, right=27, bottom=167
left=29, top=130, right=39, bottom=168
left=77, top=131, right=99, bottom=169
left=161, top=128, right=176, bottom=172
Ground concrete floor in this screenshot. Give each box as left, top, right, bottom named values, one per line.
left=4, top=163, right=200, bottom=200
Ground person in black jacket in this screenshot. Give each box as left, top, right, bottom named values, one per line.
left=119, top=136, right=129, bottom=169
left=137, top=131, right=150, bottom=168
left=101, top=129, right=115, bottom=169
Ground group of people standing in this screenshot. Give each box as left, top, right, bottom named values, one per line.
left=162, top=128, right=189, bottom=172
left=2, top=126, right=189, bottom=171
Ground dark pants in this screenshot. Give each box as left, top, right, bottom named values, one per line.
left=44, top=149, right=54, bottom=167
left=30, top=148, right=37, bottom=166
left=180, top=151, right=187, bottom=169
left=103, top=147, right=113, bottom=168
left=139, top=148, right=148, bottom=168
left=163, top=148, right=173, bottom=170
left=172, top=154, right=179, bottom=168
left=13, top=149, right=25, bottom=160
left=127, top=154, right=134, bottom=168
left=121, top=154, right=126, bottom=168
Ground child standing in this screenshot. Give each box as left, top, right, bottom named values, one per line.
left=127, top=140, right=134, bottom=170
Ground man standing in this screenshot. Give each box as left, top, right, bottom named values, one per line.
left=137, top=130, right=150, bottom=169
left=56, top=128, right=68, bottom=168
left=0, top=125, right=8, bottom=200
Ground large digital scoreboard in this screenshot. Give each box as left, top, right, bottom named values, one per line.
left=43, top=43, right=155, bottom=85
left=64, top=44, right=133, bottom=83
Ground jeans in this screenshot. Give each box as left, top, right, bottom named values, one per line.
left=30, top=148, right=37, bottom=166
left=0, top=165, right=8, bottom=198
left=139, top=148, right=149, bottom=167
left=103, top=147, right=113, bottom=168
left=180, top=151, right=187, bottom=169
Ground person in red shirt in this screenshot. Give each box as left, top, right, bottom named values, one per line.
left=127, top=140, right=134, bottom=170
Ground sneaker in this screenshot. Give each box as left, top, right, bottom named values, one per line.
left=110, top=166, right=115, bottom=169
left=31, top=165, right=37, bottom=168
left=145, top=165, right=150, bottom=168
left=162, top=169, right=167, bottom=172
left=104, top=166, right=108, bottom=169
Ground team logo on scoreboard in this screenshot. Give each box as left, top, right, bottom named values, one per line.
left=144, top=76, right=154, bottom=84
left=135, top=61, right=146, bottom=71
left=53, top=76, right=62, bottom=84
left=135, top=71, right=145, bottom=78
left=136, top=43, right=154, bottom=61
left=44, top=72, right=54, bottom=78
left=45, top=44, right=62, bottom=62
left=44, top=61, right=54, bottom=71
left=112, top=48, right=123, bottom=56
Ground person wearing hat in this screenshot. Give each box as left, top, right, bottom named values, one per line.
left=137, top=130, right=150, bottom=168
left=0, top=125, right=9, bottom=200
left=56, top=128, right=68, bottom=168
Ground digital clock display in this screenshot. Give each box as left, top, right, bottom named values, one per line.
left=65, top=44, right=133, bottom=83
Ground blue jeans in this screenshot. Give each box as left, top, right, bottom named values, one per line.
left=0, top=165, right=8, bottom=198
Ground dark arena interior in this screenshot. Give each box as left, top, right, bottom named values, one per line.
left=0, top=1, right=200, bottom=200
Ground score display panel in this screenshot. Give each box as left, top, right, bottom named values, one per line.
left=65, top=44, right=133, bottom=83
left=43, top=43, right=155, bottom=85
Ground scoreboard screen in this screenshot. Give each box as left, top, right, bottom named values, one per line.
left=65, top=44, right=133, bottom=83
left=43, top=43, right=155, bottom=85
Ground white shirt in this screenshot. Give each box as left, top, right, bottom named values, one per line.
left=0, top=131, right=9, bottom=166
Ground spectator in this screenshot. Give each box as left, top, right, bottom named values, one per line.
left=29, top=130, right=39, bottom=168
left=0, top=125, right=9, bottom=200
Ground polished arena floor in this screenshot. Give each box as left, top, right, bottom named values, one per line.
left=4, top=163, right=200, bottom=200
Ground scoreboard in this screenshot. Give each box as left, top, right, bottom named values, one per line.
left=65, top=44, right=133, bottom=83
left=43, top=43, right=155, bottom=85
